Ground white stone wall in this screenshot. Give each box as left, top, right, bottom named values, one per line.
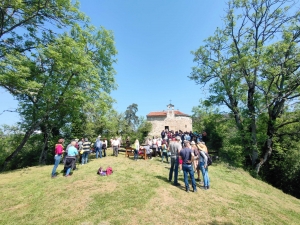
left=147, top=116, right=192, bottom=136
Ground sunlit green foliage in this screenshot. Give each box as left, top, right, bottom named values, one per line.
left=190, top=0, right=300, bottom=198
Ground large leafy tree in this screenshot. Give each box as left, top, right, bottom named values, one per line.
left=1, top=24, right=117, bottom=170
left=124, top=103, right=139, bottom=131
left=0, top=0, right=85, bottom=96
left=190, top=0, right=300, bottom=173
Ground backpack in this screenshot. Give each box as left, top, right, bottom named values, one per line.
left=206, top=152, right=213, bottom=166
left=201, top=152, right=212, bottom=166
left=106, top=166, right=113, bottom=176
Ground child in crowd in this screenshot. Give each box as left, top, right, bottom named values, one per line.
left=161, top=143, right=168, bottom=163
left=179, top=158, right=183, bottom=174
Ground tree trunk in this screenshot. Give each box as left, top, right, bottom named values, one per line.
left=39, top=127, right=49, bottom=165
left=247, top=83, right=258, bottom=166
left=255, top=96, right=286, bottom=173
left=255, top=118, right=275, bottom=173
left=1, top=119, right=45, bottom=172
left=255, top=138, right=272, bottom=173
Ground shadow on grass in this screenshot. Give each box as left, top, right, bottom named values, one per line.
left=207, top=221, right=234, bottom=225
left=155, top=175, right=169, bottom=183
left=155, top=175, right=188, bottom=192
left=156, top=173, right=207, bottom=192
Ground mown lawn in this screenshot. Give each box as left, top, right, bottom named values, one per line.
left=1, top=149, right=300, bottom=225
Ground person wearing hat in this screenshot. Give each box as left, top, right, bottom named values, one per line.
left=179, top=141, right=197, bottom=192
left=198, top=142, right=208, bottom=153
left=197, top=143, right=210, bottom=190
left=168, top=136, right=182, bottom=186
left=51, top=138, right=64, bottom=178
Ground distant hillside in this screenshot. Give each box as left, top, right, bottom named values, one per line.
left=1, top=151, right=299, bottom=225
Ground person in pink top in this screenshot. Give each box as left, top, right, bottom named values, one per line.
left=51, top=138, right=64, bottom=178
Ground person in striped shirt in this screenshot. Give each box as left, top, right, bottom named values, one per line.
left=81, top=138, right=91, bottom=165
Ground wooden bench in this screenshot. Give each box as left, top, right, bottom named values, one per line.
left=118, top=145, right=127, bottom=153
left=125, top=147, right=147, bottom=160
left=125, top=147, right=135, bottom=157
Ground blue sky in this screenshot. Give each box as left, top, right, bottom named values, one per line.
left=0, top=0, right=227, bottom=126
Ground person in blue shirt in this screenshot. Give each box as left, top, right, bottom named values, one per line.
left=94, top=136, right=103, bottom=159
left=65, top=141, right=78, bottom=177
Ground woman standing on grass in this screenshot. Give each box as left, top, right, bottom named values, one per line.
left=51, top=138, right=64, bottom=178
left=134, top=139, right=140, bottom=161
left=198, top=143, right=210, bottom=190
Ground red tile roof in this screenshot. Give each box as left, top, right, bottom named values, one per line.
left=147, top=110, right=189, bottom=117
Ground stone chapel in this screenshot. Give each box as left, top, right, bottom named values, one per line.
left=146, top=104, right=192, bottom=136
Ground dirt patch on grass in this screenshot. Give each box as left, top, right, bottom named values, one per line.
left=6, top=203, right=29, bottom=211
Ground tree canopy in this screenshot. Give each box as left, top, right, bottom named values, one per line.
left=0, top=1, right=118, bottom=171
left=190, top=0, right=300, bottom=173
left=124, top=103, right=139, bottom=131
left=0, top=0, right=86, bottom=96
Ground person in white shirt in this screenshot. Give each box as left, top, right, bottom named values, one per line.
left=157, top=138, right=162, bottom=157
left=152, top=137, right=158, bottom=156
left=112, top=137, right=120, bottom=157
left=134, top=139, right=140, bottom=161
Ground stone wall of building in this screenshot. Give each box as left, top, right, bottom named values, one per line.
left=147, top=116, right=192, bottom=136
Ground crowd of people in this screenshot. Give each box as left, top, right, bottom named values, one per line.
left=127, top=129, right=211, bottom=192
left=145, top=129, right=211, bottom=192
left=50, top=130, right=211, bottom=192
left=51, top=136, right=109, bottom=178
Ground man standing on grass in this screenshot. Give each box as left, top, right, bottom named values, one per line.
left=168, top=136, right=182, bottom=186
left=81, top=138, right=91, bottom=165
left=94, top=136, right=103, bottom=159
left=180, top=141, right=197, bottom=192
left=112, top=137, right=120, bottom=157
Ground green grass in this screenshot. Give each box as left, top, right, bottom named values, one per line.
left=1, top=149, right=300, bottom=225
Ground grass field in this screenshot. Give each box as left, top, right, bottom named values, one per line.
left=1, top=149, right=300, bottom=225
